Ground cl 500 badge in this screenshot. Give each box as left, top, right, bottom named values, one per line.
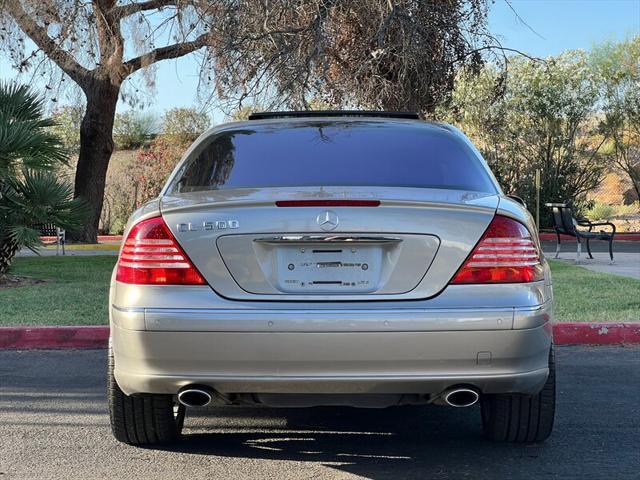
left=177, top=220, right=239, bottom=232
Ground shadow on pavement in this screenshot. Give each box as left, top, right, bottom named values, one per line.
left=159, top=404, right=541, bottom=479
left=2, top=347, right=639, bottom=479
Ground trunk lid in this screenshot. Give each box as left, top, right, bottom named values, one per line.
left=160, top=187, right=498, bottom=301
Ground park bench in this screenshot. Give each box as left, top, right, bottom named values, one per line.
left=34, top=223, right=66, bottom=256
left=546, top=203, right=615, bottom=263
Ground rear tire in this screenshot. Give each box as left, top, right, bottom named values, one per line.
left=481, top=347, right=555, bottom=443
left=108, top=347, right=184, bottom=445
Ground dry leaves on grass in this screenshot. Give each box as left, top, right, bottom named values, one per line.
left=0, top=274, right=47, bottom=290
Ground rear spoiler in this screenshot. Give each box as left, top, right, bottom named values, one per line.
left=248, top=110, right=421, bottom=120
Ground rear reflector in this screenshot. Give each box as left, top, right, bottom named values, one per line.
left=276, top=200, right=380, bottom=207
left=451, top=215, right=544, bottom=284
left=116, top=216, right=206, bottom=285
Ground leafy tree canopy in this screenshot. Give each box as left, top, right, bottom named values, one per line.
left=444, top=50, right=609, bottom=224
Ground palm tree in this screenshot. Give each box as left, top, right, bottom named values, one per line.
left=0, top=83, right=87, bottom=275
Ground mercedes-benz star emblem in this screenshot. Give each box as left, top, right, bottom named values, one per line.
left=317, top=210, right=339, bottom=231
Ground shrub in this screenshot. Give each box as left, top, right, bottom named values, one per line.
left=132, top=137, right=183, bottom=203
left=586, top=203, right=615, bottom=221
left=100, top=137, right=187, bottom=235
left=162, top=108, right=210, bottom=144
left=229, top=105, right=263, bottom=121
left=50, top=105, right=83, bottom=154
left=100, top=151, right=137, bottom=235
left=113, top=111, right=158, bottom=150
left=613, top=203, right=640, bottom=216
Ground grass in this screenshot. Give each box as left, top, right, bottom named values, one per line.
left=547, top=259, right=640, bottom=322
left=0, top=256, right=638, bottom=326
left=42, top=243, right=120, bottom=251
left=1, top=256, right=116, bottom=326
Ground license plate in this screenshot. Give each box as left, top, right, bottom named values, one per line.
left=274, top=244, right=382, bottom=293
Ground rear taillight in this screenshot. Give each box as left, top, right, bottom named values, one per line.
left=116, top=216, right=206, bottom=285
left=451, top=215, right=543, bottom=284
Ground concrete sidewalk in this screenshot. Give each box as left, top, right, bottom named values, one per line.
left=544, top=251, right=640, bottom=279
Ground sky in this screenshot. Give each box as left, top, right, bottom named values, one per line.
left=489, top=0, right=639, bottom=57
left=1, top=0, right=639, bottom=121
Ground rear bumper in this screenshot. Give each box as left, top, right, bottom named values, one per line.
left=111, top=303, right=553, bottom=397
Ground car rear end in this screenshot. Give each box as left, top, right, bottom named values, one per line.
left=108, top=112, right=554, bottom=445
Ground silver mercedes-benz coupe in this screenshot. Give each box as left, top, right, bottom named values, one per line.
left=108, top=111, right=555, bottom=446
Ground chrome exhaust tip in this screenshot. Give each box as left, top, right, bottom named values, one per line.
left=177, top=387, right=213, bottom=407
left=443, top=388, right=480, bottom=408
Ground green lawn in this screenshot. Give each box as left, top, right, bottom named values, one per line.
left=1, top=256, right=116, bottom=326
left=0, top=256, right=638, bottom=326
left=547, top=259, right=640, bottom=322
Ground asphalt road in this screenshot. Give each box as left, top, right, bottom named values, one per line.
left=1, top=346, right=639, bottom=480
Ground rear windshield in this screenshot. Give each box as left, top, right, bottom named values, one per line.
left=169, top=121, right=496, bottom=193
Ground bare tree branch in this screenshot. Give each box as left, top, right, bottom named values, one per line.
left=3, top=0, right=89, bottom=84
left=93, top=0, right=125, bottom=69
left=114, top=0, right=177, bottom=19
left=123, top=33, right=209, bottom=74
left=503, top=0, right=545, bottom=40
left=212, top=0, right=502, bottom=114
left=457, top=46, right=543, bottom=64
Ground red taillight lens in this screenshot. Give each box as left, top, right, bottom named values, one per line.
left=451, top=215, right=543, bottom=284
left=116, top=216, right=206, bottom=285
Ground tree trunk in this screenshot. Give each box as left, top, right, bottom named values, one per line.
left=72, top=79, right=120, bottom=243
left=0, top=238, right=20, bottom=275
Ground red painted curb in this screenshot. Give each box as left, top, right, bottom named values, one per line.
left=1, top=323, right=639, bottom=349
left=553, top=322, right=640, bottom=345
left=0, top=326, right=110, bottom=349
left=98, top=235, right=123, bottom=241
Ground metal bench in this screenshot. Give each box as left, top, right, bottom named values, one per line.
left=545, top=203, right=615, bottom=263
left=33, top=223, right=66, bottom=255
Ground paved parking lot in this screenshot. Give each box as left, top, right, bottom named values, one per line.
left=1, top=346, right=639, bottom=479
